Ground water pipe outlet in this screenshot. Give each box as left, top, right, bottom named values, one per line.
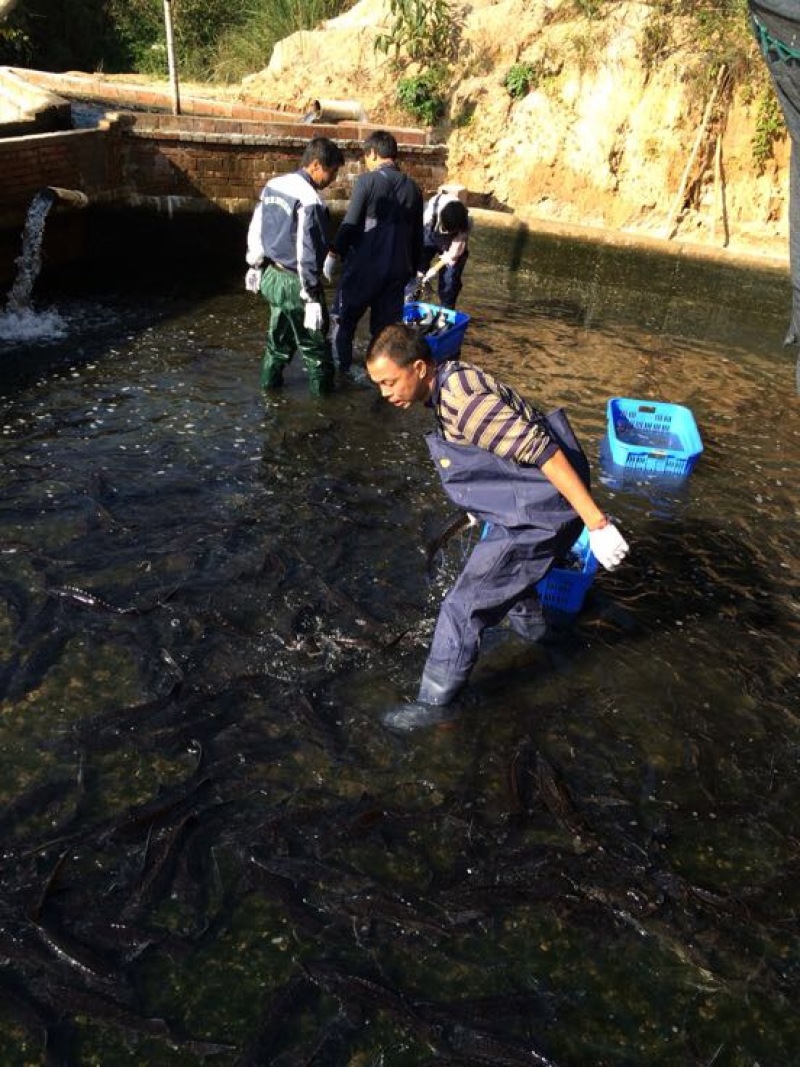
left=44, top=186, right=89, bottom=209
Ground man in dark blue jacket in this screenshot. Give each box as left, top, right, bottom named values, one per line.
left=246, top=136, right=344, bottom=396
left=324, top=130, right=423, bottom=377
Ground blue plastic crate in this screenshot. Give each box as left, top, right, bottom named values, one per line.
left=606, top=397, right=703, bottom=478
left=403, top=301, right=470, bottom=361
left=536, top=526, right=598, bottom=616
left=480, top=524, right=598, bottom=617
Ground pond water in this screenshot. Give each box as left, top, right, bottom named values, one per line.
left=0, top=221, right=798, bottom=1066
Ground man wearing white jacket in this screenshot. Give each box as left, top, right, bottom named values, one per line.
left=418, top=187, right=472, bottom=309
left=246, top=137, right=344, bottom=396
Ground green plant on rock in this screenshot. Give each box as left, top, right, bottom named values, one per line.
left=397, top=71, right=446, bottom=125
left=752, top=86, right=785, bottom=172
left=573, top=0, right=602, bottom=18
left=504, top=62, right=539, bottom=99
left=641, top=16, right=672, bottom=76
left=375, top=0, right=455, bottom=64
left=452, top=99, right=477, bottom=128
left=0, top=24, right=31, bottom=65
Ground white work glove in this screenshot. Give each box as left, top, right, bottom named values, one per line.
left=323, top=252, right=339, bottom=282
left=303, top=301, right=324, bottom=332
left=245, top=267, right=263, bottom=293
left=588, top=522, right=629, bottom=571
left=422, top=268, right=437, bottom=285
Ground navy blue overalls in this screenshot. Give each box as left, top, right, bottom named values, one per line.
left=418, top=367, right=589, bottom=705
left=333, top=167, right=419, bottom=372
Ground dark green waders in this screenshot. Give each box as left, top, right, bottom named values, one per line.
left=260, top=266, right=335, bottom=396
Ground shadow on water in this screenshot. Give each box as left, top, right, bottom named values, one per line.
left=0, top=218, right=799, bottom=1065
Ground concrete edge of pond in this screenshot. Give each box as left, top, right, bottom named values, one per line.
left=464, top=207, right=791, bottom=278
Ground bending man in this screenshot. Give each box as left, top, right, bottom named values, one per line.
left=366, top=324, right=630, bottom=730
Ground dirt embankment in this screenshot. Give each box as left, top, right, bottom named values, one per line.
left=237, top=0, right=790, bottom=267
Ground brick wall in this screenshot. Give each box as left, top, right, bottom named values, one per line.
left=0, top=109, right=448, bottom=284
left=0, top=125, right=115, bottom=230
left=115, top=112, right=446, bottom=210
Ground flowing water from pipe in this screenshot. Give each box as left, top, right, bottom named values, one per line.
left=0, top=188, right=68, bottom=342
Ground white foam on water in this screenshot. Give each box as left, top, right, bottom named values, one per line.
left=0, top=306, right=68, bottom=342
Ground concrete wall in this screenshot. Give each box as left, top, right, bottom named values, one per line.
left=0, top=66, right=71, bottom=136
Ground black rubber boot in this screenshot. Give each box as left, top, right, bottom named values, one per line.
left=260, top=358, right=285, bottom=390
left=381, top=700, right=459, bottom=733
left=308, top=374, right=334, bottom=397
left=381, top=668, right=466, bottom=733
left=416, top=667, right=465, bottom=706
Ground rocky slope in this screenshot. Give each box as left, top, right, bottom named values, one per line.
left=238, top=0, right=790, bottom=263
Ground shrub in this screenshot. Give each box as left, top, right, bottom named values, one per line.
left=752, top=87, right=785, bottom=172
left=375, top=0, right=455, bottom=65
left=397, top=72, right=446, bottom=125
left=504, top=62, right=538, bottom=99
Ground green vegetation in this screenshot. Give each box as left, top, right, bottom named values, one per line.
left=397, top=71, right=446, bottom=125
left=375, top=0, right=456, bottom=65
left=0, top=0, right=350, bottom=82
left=752, top=87, right=786, bottom=172
left=503, top=62, right=539, bottom=99
left=0, top=23, right=30, bottom=65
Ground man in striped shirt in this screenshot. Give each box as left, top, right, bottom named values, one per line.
left=366, top=323, right=629, bottom=730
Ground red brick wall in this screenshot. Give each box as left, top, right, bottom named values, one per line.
left=0, top=126, right=113, bottom=230
left=0, top=111, right=448, bottom=283
left=115, top=112, right=447, bottom=206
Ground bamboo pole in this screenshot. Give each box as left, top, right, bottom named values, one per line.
left=163, top=0, right=181, bottom=116
left=664, top=64, right=726, bottom=240
left=711, top=132, right=730, bottom=247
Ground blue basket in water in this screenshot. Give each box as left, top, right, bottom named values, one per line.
left=536, top=526, right=598, bottom=617
left=481, top=523, right=598, bottom=617
left=605, top=397, right=703, bottom=478
left=403, top=301, right=470, bottom=361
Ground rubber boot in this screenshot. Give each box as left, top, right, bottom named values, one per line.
left=308, top=373, right=334, bottom=397
left=416, top=667, right=465, bottom=706
left=260, top=355, right=285, bottom=390
left=381, top=667, right=465, bottom=733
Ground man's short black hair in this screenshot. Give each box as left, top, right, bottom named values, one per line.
left=363, top=130, right=398, bottom=160
left=366, top=323, right=433, bottom=367
left=302, top=136, right=345, bottom=170
left=439, top=200, right=469, bottom=234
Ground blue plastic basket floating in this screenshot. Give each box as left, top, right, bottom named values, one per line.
left=402, top=301, right=470, bottom=361
left=536, top=526, right=599, bottom=617
left=605, top=397, right=703, bottom=478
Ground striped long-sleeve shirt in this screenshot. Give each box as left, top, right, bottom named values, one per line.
left=432, top=361, right=558, bottom=467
